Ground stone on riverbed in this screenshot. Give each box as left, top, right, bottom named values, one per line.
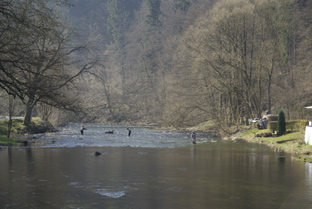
left=95, top=151, right=102, bottom=156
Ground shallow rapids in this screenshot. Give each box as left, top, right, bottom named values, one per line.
left=34, top=123, right=212, bottom=148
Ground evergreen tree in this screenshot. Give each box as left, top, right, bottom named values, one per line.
left=277, top=110, right=286, bottom=136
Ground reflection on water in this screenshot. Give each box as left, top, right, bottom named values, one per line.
left=1, top=125, right=312, bottom=209
left=278, top=162, right=312, bottom=209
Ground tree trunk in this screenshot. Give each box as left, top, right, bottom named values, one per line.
left=267, top=59, right=274, bottom=115
left=23, top=98, right=35, bottom=126
left=7, top=96, right=15, bottom=138
left=267, top=74, right=272, bottom=114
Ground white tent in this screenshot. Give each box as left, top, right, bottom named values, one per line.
left=305, top=107, right=312, bottom=145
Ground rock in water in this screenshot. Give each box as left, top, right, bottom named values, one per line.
left=95, top=151, right=101, bottom=156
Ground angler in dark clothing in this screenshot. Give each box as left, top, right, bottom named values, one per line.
left=80, top=125, right=86, bottom=135
left=191, top=131, right=196, bottom=144
left=127, top=128, right=131, bottom=137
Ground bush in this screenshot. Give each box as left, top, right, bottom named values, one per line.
left=277, top=110, right=286, bottom=135
left=268, top=120, right=307, bottom=133
left=296, top=120, right=308, bottom=133
left=0, top=117, right=54, bottom=136
left=268, top=121, right=277, bottom=133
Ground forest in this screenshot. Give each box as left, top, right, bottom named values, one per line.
left=1, top=0, right=312, bottom=135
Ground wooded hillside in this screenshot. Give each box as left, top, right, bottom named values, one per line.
left=1, top=0, right=312, bottom=134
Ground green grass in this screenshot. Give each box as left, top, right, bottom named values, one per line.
left=240, top=127, right=304, bottom=143
left=238, top=127, right=312, bottom=162
left=199, top=121, right=215, bottom=127
left=0, top=117, right=49, bottom=146
left=0, top=118, right=26, bottom=132
left=0, top=119, right=24, bottom=146
left=0, top=135, right=20, bottom=146
left=240, top=128, right=261, bottom=137
left=260, top=131, right=304, bottom=143
left=0, top=124, right=7, bottom=135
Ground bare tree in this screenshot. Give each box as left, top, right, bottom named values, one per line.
left=7, top=95, right=15, bottom=138
left=169, top=0, right=298, bottom=132
left=0, top=0, right=97, bottom=126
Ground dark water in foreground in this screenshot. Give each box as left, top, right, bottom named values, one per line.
left=1, top=124, right=312, bottom=209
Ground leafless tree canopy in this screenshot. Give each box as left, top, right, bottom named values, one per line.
left=1, top=0, right=312, bottom=131
left=0, top=0, right=97, bottom=126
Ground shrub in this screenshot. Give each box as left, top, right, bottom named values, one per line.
left=277, top=110, right=286, bottom=136
left=295, top=120, right=308, bottom=133
left=268, top=120, right=307, bottom=133
left=268, top=121, right=277, bottom=133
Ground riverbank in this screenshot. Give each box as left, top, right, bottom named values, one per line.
left=224, top=127, right=312, bottom=162
left=2, top=119, right=312, bottom=162
left=186, top=122, right=312, bottom=162
left=0, top=117, right=56, bottom=146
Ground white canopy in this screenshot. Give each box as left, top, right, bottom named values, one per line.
left=305, top=106, right=312, bottom=109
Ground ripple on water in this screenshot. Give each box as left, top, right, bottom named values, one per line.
left=137, top=152, right=149, bottom=155
left=94, top=189, right=126, bottom=198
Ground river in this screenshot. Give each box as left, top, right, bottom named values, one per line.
left=1, top=123, right=312, bottom=209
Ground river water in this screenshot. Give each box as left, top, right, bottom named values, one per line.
left=1, top=124, right=312, bottom=209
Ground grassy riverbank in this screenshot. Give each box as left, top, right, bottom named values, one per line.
left=0, top=117, right=53, bottom=146
left=226, top=127, right=312, bottom=162
left=0, top=135, right=20, bottom=146
left=189, top=122, right=312, bottom=162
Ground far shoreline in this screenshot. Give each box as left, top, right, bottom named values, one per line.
left=2, top=119, right=312, bottom=163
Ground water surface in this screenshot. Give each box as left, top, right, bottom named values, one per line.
left=37, top=123, right=208, bottom=148
left=1, top=124, right=312, bottom=209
